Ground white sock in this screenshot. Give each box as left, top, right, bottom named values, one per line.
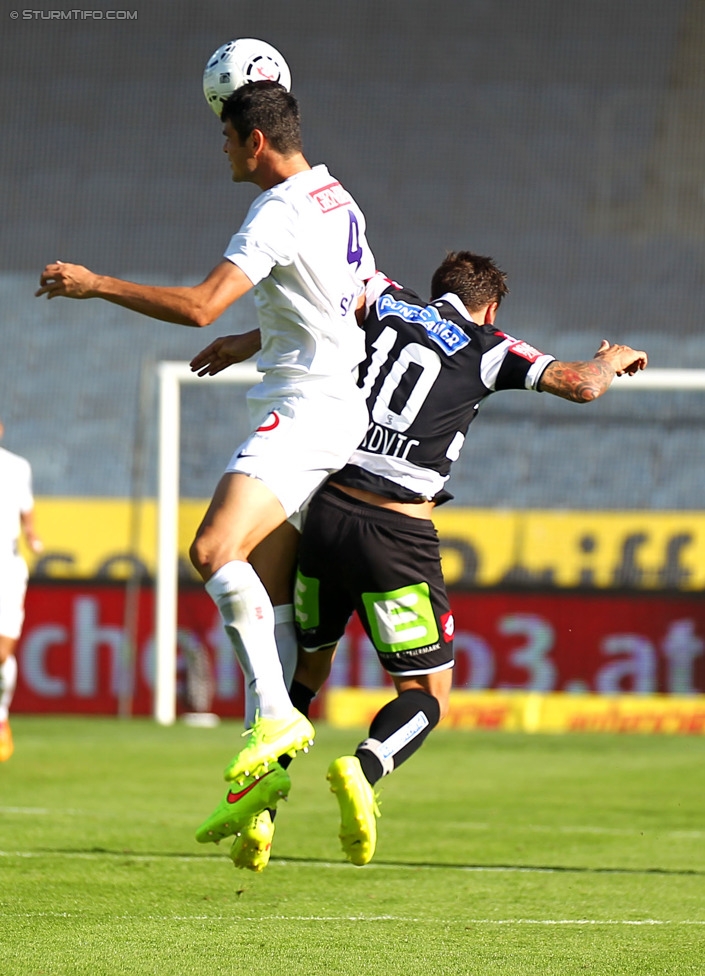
left=0, top=655, right=18, bottom=722
left=205, top=561, right=295, bottom=722
left=244, top=603, right=298, bottom=726
left=274, top=604, right=298, bottom=690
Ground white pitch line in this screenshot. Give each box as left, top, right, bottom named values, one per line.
left=454, top=822, right=705, bottom=839
left=0, top=807, right=84, bottom=816
left=0, top=911, right=703, bottom=926
left=0, top=807, right=52, bottom=815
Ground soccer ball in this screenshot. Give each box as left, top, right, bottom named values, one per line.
left=203, top=38, right=292, bottom=116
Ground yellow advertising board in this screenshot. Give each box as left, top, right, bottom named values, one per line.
left=433, top=508, right=705, bottom=590
left=326, top=689, right=705, bottom=735
left=24, top=498, right=705, bottom=591
left=26, top=498, right=205, bottom=579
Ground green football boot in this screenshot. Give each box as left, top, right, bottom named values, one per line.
left=195, top=762, right=290, bottom=844
left=327, top=755, right=380, bottom=866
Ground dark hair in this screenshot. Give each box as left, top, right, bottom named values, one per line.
left=221, top=81, right=303, bottom=156
left=430, top=251, right=509, bottom=312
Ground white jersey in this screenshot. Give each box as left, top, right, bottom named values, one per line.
left=0, top=447, right=33, bottom=560
left=224, top=164, right=376, bottom=404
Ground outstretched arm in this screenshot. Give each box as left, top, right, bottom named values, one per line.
left=190, top=330, right=262, bottom=376
left=539, top=340, right=648, bottom=403
left=35, top=259, right=253, bottom=328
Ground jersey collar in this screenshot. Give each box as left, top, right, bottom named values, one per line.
left=433, top=291, right=480, bottom=324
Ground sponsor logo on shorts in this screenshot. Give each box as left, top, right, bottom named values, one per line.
left=363, top=583, right=439, bottom=654
left=379, top=643, right=441, bottom=658
left=256, top=412, right=280, bottom=432
left=441, top=611, right=455, bottom=642
left=294, top=571, right=321, bottom=630
left=309, top=181, right=352, bottom=213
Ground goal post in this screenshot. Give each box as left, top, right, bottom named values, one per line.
left=153, top=363, right=705, bottom=725
left=154, top=360, right=260, bottom=725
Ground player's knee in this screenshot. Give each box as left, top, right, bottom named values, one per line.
left=425, top=670, right=452, bottom=721
left=189, top=535, right=215, bottom=581
left=436, top=692, right=450, bottom=721
left=189, top=524, right=242, bottom=580
left=396, top=674, right=450, bottom=721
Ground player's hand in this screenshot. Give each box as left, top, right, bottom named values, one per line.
left=35, top=261, right=99, bottom=299
left=594, top=339, right=648, bottom=376
left=190, top=331, right=261, bottom=376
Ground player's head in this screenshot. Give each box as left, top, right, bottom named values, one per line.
left=430, top=251, right=509, bottom=313
left=221, top=81, right=303, bottom=156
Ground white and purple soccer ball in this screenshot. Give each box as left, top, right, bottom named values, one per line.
left=203, top=38, right=292, bottom=116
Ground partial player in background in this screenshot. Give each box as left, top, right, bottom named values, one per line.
left=0, top=420, right=43, bottom=761
left=36, top=80, right=375, bottom=806
left=193, top=252, right=648, bottom=870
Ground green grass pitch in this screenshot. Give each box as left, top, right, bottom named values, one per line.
left=1, top=716, right=704, bottom=975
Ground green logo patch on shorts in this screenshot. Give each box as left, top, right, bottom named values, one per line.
left=294, top=570, right=320, bottom=631
left=362, top=582, right=439, bottom=654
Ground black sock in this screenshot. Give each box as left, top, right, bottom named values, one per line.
left=288, top=679, right=316, bottom=716
left=355, top=689, right=441, bottom=786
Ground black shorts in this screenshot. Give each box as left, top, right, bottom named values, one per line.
left=295, top=484, right=455, bottom=676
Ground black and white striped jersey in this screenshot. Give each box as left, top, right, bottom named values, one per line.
left=333, top=272, right=555, bottom=503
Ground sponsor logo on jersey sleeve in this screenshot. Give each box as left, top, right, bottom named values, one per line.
left=377, top=294, right=470, bottom=356
left=309, top=181, right=352, bottom=213
left=507, top=339, right=544, bottom=363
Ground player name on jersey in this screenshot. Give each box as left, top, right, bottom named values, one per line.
left=360, top=423, right=420, bottom=461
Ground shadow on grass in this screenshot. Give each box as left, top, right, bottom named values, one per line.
left=30, top=847, right=705, bottom=877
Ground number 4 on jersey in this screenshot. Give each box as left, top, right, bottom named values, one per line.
left=346, top=211, right=363, bottom=270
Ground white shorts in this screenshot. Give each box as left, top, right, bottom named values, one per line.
left=225, top=387, right=368, bottom=527
left=0, top=555, right=29, bottom=640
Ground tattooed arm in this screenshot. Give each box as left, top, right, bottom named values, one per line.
left=538, top=339, right=648, bottom=403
